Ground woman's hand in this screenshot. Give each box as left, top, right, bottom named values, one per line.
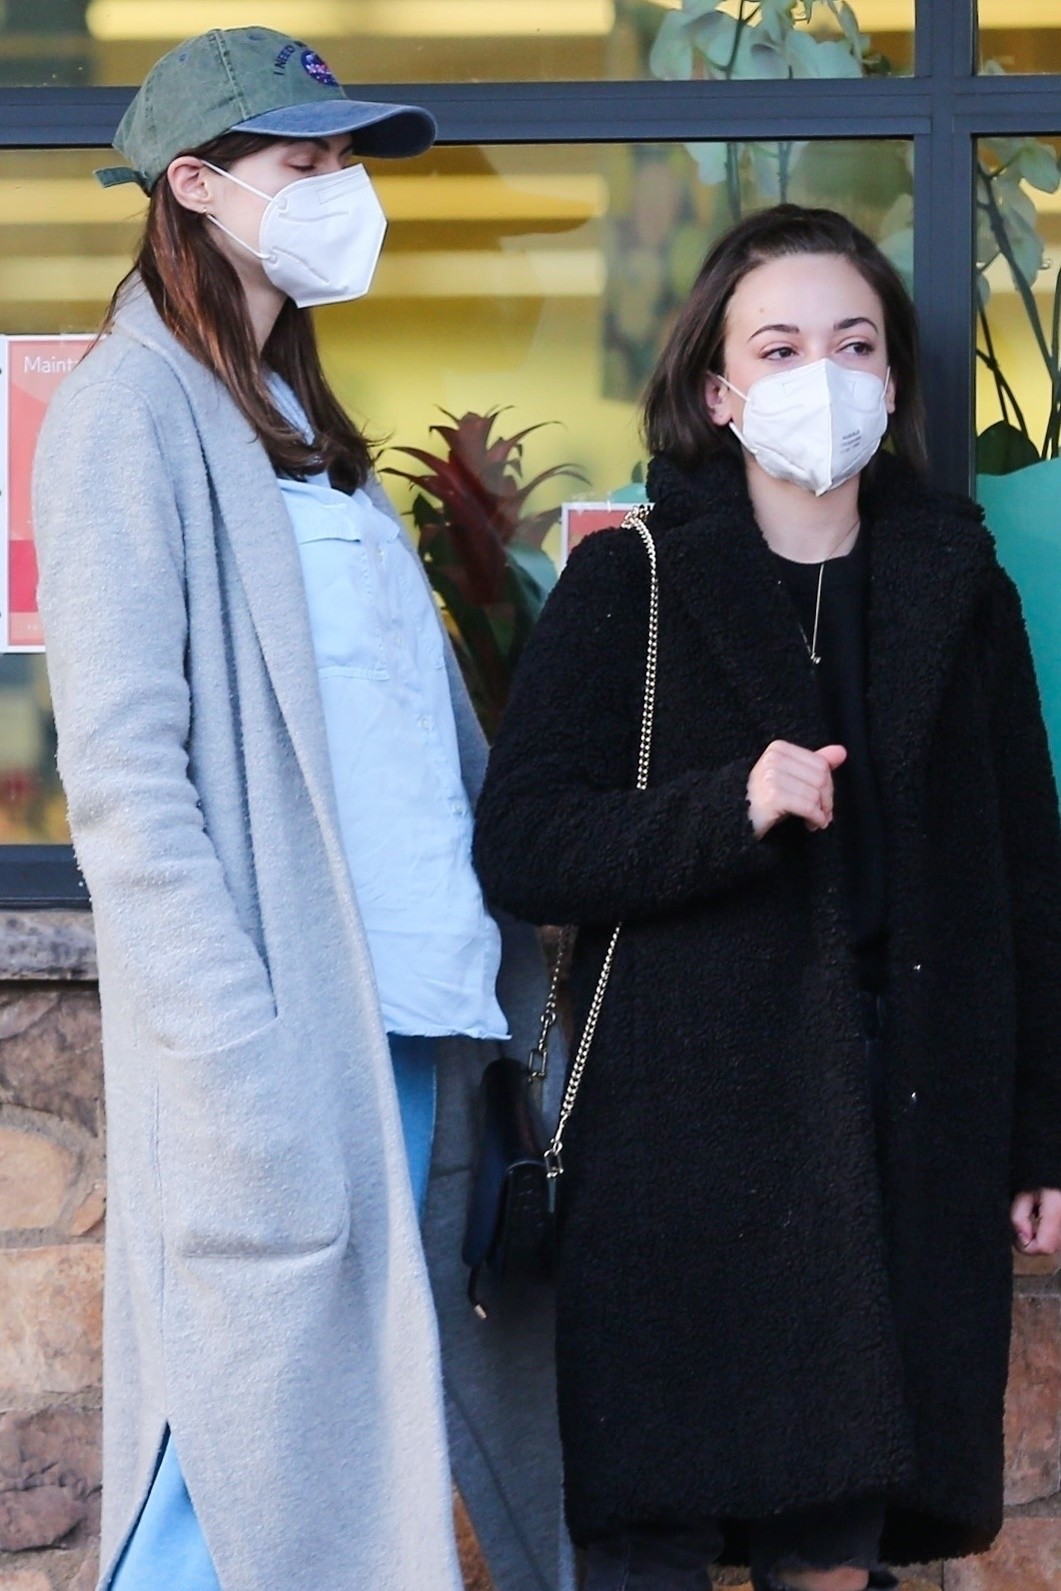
left=1011, top=1189, right=1061, bottom=1256
left=747, top=741, right=848, bottom=839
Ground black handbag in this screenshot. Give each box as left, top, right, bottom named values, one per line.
left=462, top=506, right=659, bottom=1316
left=461, top=1002, right=564, bottom=1317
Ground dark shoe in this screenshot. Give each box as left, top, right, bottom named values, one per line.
left=751, top=1569, right=898, bottom=1591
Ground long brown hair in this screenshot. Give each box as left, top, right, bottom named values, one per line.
left=642, top=203, right=928, bottom=476
left=104, top=131, right=372, bottom=492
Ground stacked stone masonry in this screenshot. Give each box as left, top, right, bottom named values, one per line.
left=0, top=911, right=1059, bottom=1590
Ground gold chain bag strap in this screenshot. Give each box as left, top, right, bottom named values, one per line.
left=462, top=504, right=657, bottom=1315
left=542, top=503, right=658, bottom=1183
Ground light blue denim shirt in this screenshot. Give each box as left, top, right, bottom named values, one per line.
left=270, top=377, right=508, bottom=1040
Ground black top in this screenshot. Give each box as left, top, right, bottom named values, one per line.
left=773, top=533, right=888, bottom=990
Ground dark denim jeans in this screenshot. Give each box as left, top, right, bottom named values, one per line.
left=582, top=1496, right=897, bottom=1590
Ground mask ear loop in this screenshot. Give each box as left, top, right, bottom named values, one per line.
left=200, top=160, right=274, bottom=263
left=714, top=372, right=749, bottom=401
left=709, top=373, right=752, bottom=454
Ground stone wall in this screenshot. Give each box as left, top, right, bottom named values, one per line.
left=1, top=910, right=1060, bottom=1590
left=0, top=914, right=104, bottom=1591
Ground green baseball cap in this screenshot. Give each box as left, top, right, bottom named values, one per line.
left=95, top=26, right=436, bottom=193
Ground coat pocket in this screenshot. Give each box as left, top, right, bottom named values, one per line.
left=156, top=1015, right=350, bottom=1259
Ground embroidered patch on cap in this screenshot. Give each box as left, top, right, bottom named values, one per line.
left=300, top=49, right=339, bottom=86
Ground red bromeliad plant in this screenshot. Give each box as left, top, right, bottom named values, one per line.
left=383, top=408, right=586, bottom=738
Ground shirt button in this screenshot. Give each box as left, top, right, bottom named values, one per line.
left=910, top=1090, right=918, bottom=1105
left=912, top=962, right=922, bottom=973
left=419, top=715, right=434, bottom=732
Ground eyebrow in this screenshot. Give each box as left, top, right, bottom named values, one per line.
left=748, top=315, right=880, bottom=340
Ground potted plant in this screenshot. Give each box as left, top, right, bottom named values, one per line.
left=973, top=128, right=1061, bottom=770
left=603, top=0, right=911, bottom=401
left=383, top=409, right=586, bottom=739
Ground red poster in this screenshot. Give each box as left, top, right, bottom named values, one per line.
left=4, top=336, right=94, bottom=650
left=561, top=501, right=648, bottom=564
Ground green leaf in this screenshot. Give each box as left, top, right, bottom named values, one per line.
left=788, top=34, right=865, bottom=77
left=691, top=11, right=738, bottom=72
left=648, top=0, right=729, bottom=80
left=758, top=0, right=796, bottom=27
left=975, top=197, right=1001, bottom=275
left=684, top=140, right=729, bottom=186
left=992, top=178, right=1046, bottom=285
left=879, top=192, right=913, bottom=233
left=782, top=30, right=825, bottom=76
left=740, top=40, right=790, bottom=80
left=827, top=0, right=868, bottom=56
left=982, top=135, right=1025, bottom=171
left=648, top=14, right=694, bottom=81
left=506, top=544, right=557, bottom=620
left=976, top=420, right=1042, bottom=475
left=879, top=225, right=913, bottom=288
left=1015, top=141, right=1061, bottom=195
left=999, top=176, right=1039, bottom=229
left=757, top=3, right=788, bottom=47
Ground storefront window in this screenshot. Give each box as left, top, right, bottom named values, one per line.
left=975, top=132, right=1061, bottom=769
left=0, top=1, right=914, bottom=87
left=0, top=149, right=141, bottom=842
left=0, top=137, right=912, bottom=835
left=978, top=2, right=1061, bottom=74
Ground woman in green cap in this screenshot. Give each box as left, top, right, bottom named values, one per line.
left=33, top=26, right=560, bottom=1591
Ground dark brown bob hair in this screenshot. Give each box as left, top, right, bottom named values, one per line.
left=641, top=203, right=927, bottom=476
left=104, top=131, right=372, bottom=492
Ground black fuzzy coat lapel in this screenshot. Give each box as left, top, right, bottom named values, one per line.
left=646, top=450, right=996, bottom=794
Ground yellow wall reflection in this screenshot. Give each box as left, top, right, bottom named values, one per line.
left=0, top=0, right=921, bottom=86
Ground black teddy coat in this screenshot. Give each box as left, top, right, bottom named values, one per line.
left=473, top=449, right=1061, bottom=1565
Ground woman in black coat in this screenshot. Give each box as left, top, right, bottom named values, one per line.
left=473, top=205, right=1061, bottom=1591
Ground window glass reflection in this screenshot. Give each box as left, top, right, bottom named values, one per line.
left=979, top=2, right=1061, bottom=74
left=975, top=133, right=1061, bottom=775
left=0, top=138, right=912, bottom=838
left=0, top=0, right=914, bottom=87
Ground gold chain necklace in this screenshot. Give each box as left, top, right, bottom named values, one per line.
left=797, top=518, right=861, bottom=667
left=806, top=560, right=826, bottom=666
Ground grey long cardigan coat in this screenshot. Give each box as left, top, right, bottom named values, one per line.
left=32, top=281, right=565, bottom=1591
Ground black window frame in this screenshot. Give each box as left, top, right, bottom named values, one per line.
left=0, top=0, right=1057, bottom=905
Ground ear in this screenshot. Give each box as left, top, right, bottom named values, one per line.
left=884, top=368, right=897, bottom=416
left=166, top=155, right=216, bottom=215
left=704, top=372, right=734, bottom=428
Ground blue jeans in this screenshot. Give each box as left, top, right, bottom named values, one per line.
left=110, top=1434, right=220, bottom=1591
left=111, top=1035, right=438, bottom=1588
left=388, top=1032, right=438, bottom=1219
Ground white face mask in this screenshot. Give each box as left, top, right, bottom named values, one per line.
left=204, top=161, right=386, bottom=308
left=718, top=358, right=890, bottom=497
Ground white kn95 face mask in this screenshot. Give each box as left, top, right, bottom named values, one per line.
left=718, top=357, right=890, bottom=496
left=204, top=161, right=387, bottom=308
